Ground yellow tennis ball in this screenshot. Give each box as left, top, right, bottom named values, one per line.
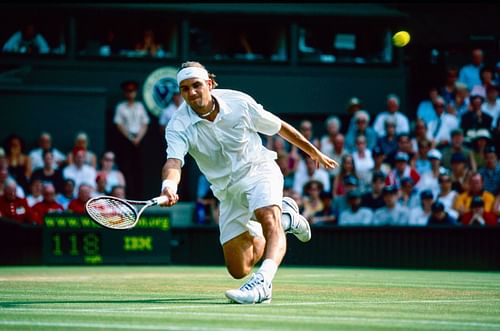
left=392, top=31, right=411, bottom=47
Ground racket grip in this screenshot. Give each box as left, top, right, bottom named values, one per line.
left=154, top=195, right=169, bottom=205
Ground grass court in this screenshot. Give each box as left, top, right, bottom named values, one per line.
left=0, top=266, right=499, bottom=330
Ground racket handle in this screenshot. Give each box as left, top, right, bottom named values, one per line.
left=153, top=195, right=169, bottom=205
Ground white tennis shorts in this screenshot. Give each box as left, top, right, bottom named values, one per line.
left=217, top=160, right=284, bottom=245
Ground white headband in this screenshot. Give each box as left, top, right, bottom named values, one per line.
left=177, top=67, right=210, bottom=85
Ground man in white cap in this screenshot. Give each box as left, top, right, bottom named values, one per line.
left=159, top=61, right=338, bottom=304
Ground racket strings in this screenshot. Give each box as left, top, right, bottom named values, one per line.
left=87, top=198, right=137, bottom=229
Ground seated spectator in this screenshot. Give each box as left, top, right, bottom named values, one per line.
left=3, top=134, right=31, bottom=192
left=447, top=82, right=470, bottom=119
left=110, top=185, right=126, bottom=199
left=470, top=129, right=492, bottom=170
left=453, top=172, right=495, bottom=217
left=321, top=133, right=348, bottom=180
left=332, top=154, right=357, bottom=197
left=338, top=189, right=373, bottom=226
left=67, top=184, right=93, bottom=214
left=436, top=171, right=459, bottom=220
left=385, top=152, right=420, bottom=189
left=351, top=135, right=374, bottom=193
left=372, top=185, right=410, bottom=226
left=319, top=115, right=341, bottom=156
left=414, top=139, right=433, bottom=176
left=343, top=97, right=363, bottom=132
left=481, top=85, right=500, bottom=126
left=427, top=201, right=457, bottom=226
left=62, top=148, right=97, bottom=196
left=449, top=152, right=472, bottom=194
left=415, top=149, right=446, bottom=197
left=369, top=146, right=391, bottom=178
left=0, top=178, right=32, bottom=224
left=298, top=120, right=320, bottom=148
left=25, top=178, right=44, bottom=207
left=55, top=178, right=75, bottom=210
left=387, top=133, right=416, bottom=168
left=28, top=131, right=66, bottom=172
left=31, top=182, right=64, bottom=225
left=398, top=177, right=420, bottom=209
left=94, top=171, right=108, bottom=197
left=416, top=85, right=440, bottom=124
left=458, top=48, right=483, bottom=91
left=2, top=23, right=50, bottom=54
left=0, top=164, right=25, bottom=198
left=66, top=132, right=97, bottom=168
left=427, top=96, right=459, bottom=149
left=440, top=67, right=459, bottom=104
left=301, top=180, right=325, bottom=224
left=460, top=94, right=493, bottom=137
left=134, top=29, right=165, bottom=57
left=311, top=191, right=336, bottom=225
left=408, top=189, right=434, bottom=226
left=276, top=151, right=295, bottom=191
left=361, top=171, right=386, bottom=211
left=98, top=151, right=126, bottom=193
left=376, top=120, right=398, bottom=165
left=479, top=146, right=500, bottom=196
left=471, top=66, right=496, bottom=99
left=460, top=196, right=498, bottom=226
left=441, top=128, right=476, bottom=171
left=411, top=118, right=430, bottom=153
left=344, top=110, right=377, bottom=152
left=332, top=175, right=359, bottom=220
left=373, top=93, right=410, bottom=138
left=293, top=155, right=330, bottom=196
left=30, top=150, right=64, bottom=192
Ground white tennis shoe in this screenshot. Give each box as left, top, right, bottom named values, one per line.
left=282, top=197, right=311, bottom=242
left=225, top=273, right=272, bottom=304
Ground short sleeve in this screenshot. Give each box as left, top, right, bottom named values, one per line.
left=165, top=126, right=189, bottom=167
left=247, top=101, right=282, bottom=136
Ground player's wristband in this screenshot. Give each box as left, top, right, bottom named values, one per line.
left=161, top=179, right=178, bottom=194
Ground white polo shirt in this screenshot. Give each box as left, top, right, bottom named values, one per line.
left=113, top=101, right=150, bottom=135
left=166, top=89, right=282, bottom=197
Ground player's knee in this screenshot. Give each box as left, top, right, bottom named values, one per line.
left=227, top=264, right=252, bottom=279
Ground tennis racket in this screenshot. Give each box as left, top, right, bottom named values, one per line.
left=85, top=195, right=168, bottom=230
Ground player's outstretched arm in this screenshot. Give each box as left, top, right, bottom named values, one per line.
left=160, top=158, right=182, bottom=206
left=278, top=120, right=338, bottom=169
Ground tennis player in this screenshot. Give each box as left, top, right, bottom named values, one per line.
left=160, top=61, right=338, bottom=304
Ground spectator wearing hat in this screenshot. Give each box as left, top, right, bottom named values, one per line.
left=332, top=175, right=359, bottom=220
left=293, top=155, right=330, bottom=196
left=453, top=172, right=495, bottom=217
left=441, top=128, right=476, bottom=171
left=345, top=110, right=377, bottom=152
left=415, top=148, right=446, bottom=197
left=398, top=176, right=420, bottom=209
left=113, top=80, right=150, bottom=199
left=460, top=94, right=493, bottom=137
left=460, top=196, right=498, bottom=226
left=470, top=129, right=492, bottom=169
left=409, top=189, right=434, bottom=226
left=338, top=189, right=373, bottom=226
left=373, top=94, right=410, bottom=138
left=361, top=171, right=386, bottom=211
left=427, top=96, right=459, bottom=149
left=385, top=152, right=420, bottom=189
left=435, top=171, right=459, bottom=220
left=458, top=48, right=484, bottom=91
left=481, top=84, right=500, bottom=126
left=372, top=185, right=410, bottom=226
left=428, top=201, right=457, bottom=226
left=449, top=152, right=471, bottom=194
left=478, top=146, right=500, bottom=195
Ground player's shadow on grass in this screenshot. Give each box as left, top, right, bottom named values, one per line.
left=0, top=297, right=227, bottom=308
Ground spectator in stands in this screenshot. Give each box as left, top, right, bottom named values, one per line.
left=62, top=148, right=97, bottom=196
left=321, top=133, right=348, bottom=180
left=361, top=171, right=386, bottom=211
left=2, top=23, right=50, bottom=54
left=94, top=171, right=107, bottom=197
left=0, top=178, right=32, bottom=224
left=110, top=184, right=126, bottom=199
left=67, top=132, right=97, bottom=168
left=373, top=94, right=410, bottom=138
left=372, top=185, right=410, bottom=226
left=159, top=87, right=183, bottom=136
left=343, top=97, right=363, bottom=132
left=427, top=96, right=459, bottom=149
left=435, top=171, right=459, bottom=220
left=427, top=201, right=457, bottom=226
left=30, top=150, right=64, bottom=193
left=449, top=152, right=471, bottom=194
left=414, top=139, right=433, bottom=176
left=67, top=183, right=93, bottom=214
left=293, top=155, right=330, bottom=195
left=332, top=175, right=359, bottom=221
left=389, top=133, right=417, bottom=168
left=332, top=154, right=357, bottom=197
left=385, top=152, right=420, bottom=189
left=3, top=134, right=31, bottom=192
left=440, top=67, right=459, bottom=104
left=345, top=110, right=377, bottom=152
left=398, top=177, right=420, bottom=209
left=458, top=48, right=484, bottom=90
left=301, top=180, right=325, bottom=224
left=415, top=149, right=445, bottom=197
left=351, top=135, right=374, bottom=193
left=319, top=115, right=341, bottom=155
left=31, top=182, right=64, bottom=225
left=25, top=178, right=43, bottom=207
left=114, top=80, right=150, bottom=199
left=409, top=189, right=434, bottom=226
left=29, top=131, right=66, bottom=172
left=370, top=146, right=391, bottom=178
left=0, top=164, right=24, bottom=198
left=55, top=178, right=75, bottom=210
left=460, top=196, right=498, bottom=226
left=441, top=128, right=476, bottom=171
left=471, top=66, right=497, bottom=98
left=481, top=85, right=500, bottom=126
left=276, top=151, right=295, bottom=192
left=448, top=82, right=470, bottom=119
left=460, top=94, right=493, bottom=137
left=298, top=120, right=320, bottom=148
left=416, top=86, right=440, bottom=124
left=453, top=172, right=495, bottom=217
left=98, top=151, right=126, bottom=194
left=338, top=189, right=373, bottom=226
left=134, top=29, right=165, bottom=57
left=376, top=119, right=399, bottom=163
left=411, top=118, right=430, bottom=153
left=311, top=190, right=336, bottom=226
left=470, top=129, right=492, bottom=169
left=478, top=146, right=500, bottom=196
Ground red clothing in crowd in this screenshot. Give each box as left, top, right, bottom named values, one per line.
left=67, top=199, right=86, bottom=214
left=31, top=200, right=64, bottom=225
left=0, top=196, right=33, bottom=224
left=461, top=211, right=498, bottom=226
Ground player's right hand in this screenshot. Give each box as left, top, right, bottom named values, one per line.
left=160, top=189, right=179, bottom=207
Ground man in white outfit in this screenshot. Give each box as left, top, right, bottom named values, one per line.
left=160, top=61, right=338, bottom=304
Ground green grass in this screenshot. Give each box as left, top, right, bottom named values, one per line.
left=0, top=266, right=499, bottom=330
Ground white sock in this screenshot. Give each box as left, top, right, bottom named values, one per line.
left=258, top=259, right=278, bottom=284
left=281, top=212, right=291, bottom=231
